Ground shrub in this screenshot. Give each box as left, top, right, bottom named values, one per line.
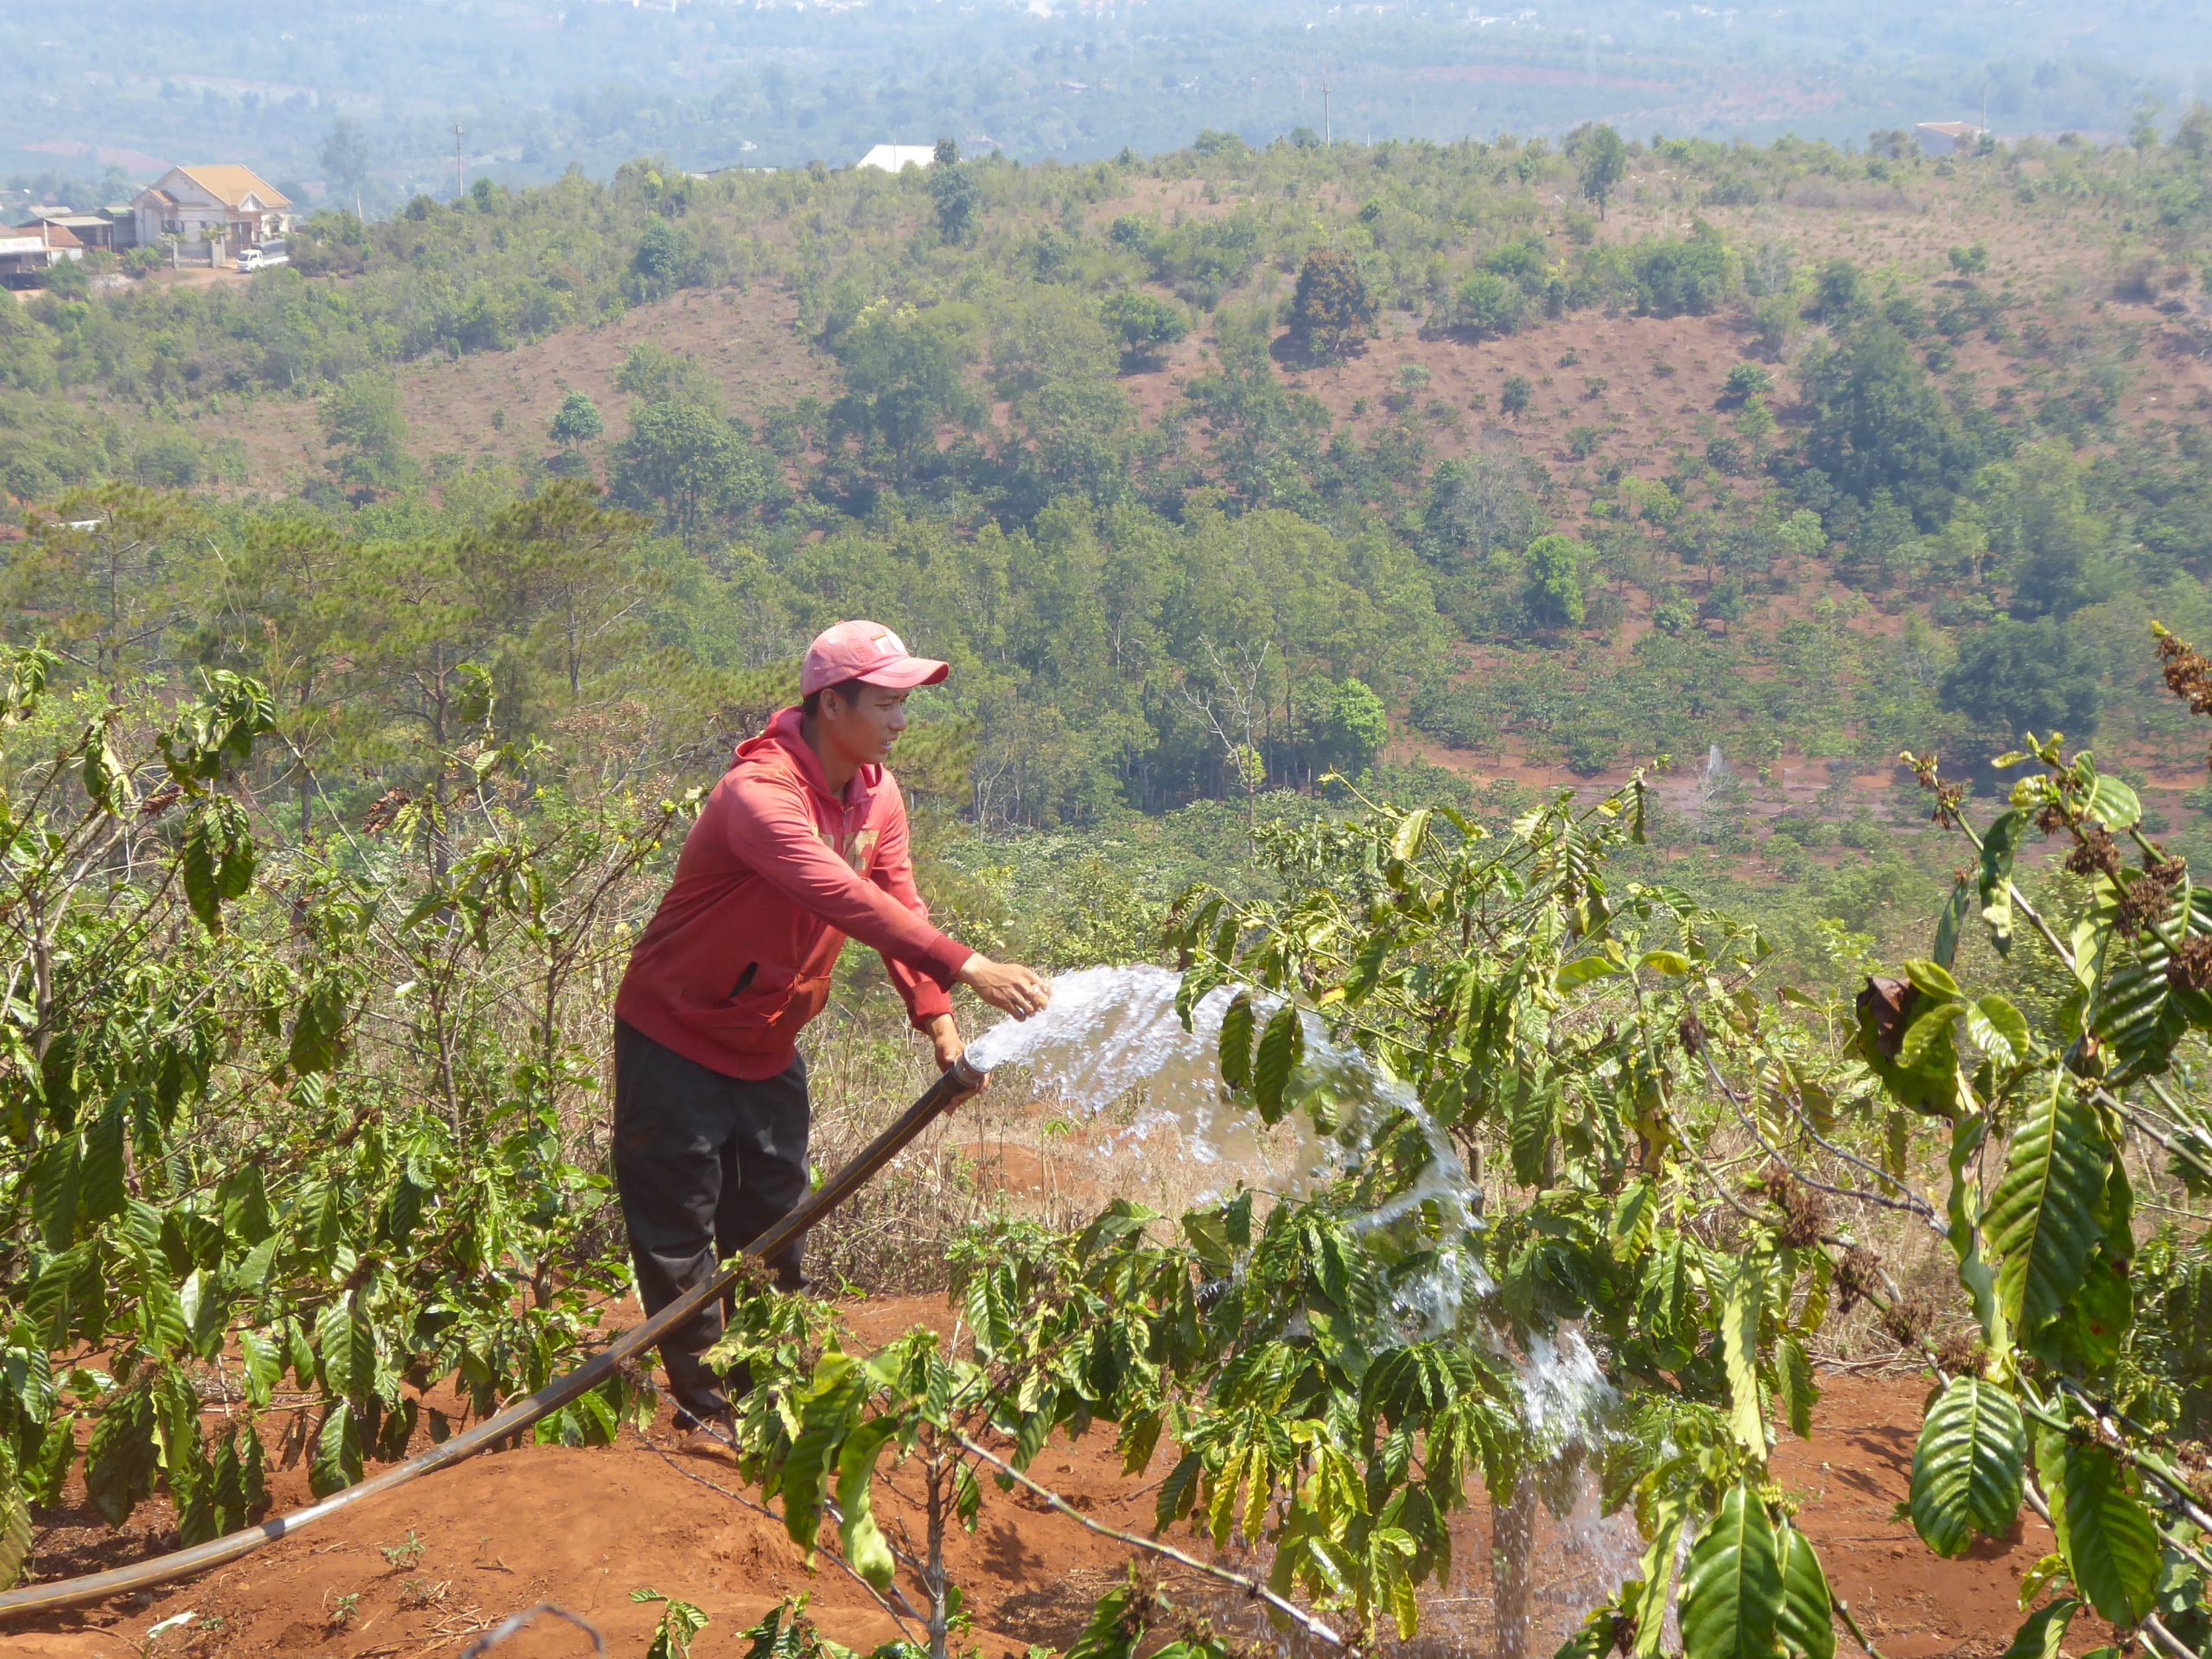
left=1500, top=375, right=1533, bottom=417
left=1722, top=362, right=1775, bottom=401
left=1099, top=291, right=1187, bottom=365
left=1938, top=615, right=2101, bottom=740
left=1288, top=249, right=1376, bottom=362
left=1522, top=532, right=1589, bottom=626
left=550, top=390, right=604, bottom=449
left=1452, top=270, right=1526, bottom=339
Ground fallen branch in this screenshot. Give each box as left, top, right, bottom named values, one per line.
left=946, top=1431, right=1357, bottom=1654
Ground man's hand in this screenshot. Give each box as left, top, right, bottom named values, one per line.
left=924, top=1014, right=970, bottom=1076
left=957, top=954, right=1052, bottom=1020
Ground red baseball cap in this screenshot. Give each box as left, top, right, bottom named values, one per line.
left=800, top=620, right=950, bottom=696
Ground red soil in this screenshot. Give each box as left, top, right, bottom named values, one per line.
left=3, top=1300, right=2075, bottom=1659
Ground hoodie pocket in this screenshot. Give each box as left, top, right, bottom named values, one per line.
left=679, top=958, right=794, bottom=1031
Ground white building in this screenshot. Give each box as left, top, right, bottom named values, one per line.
left=0, top=219, right=84, bottom=283
left=1916, top=122, right=1989, bottom=156
left=131, top=166, right=292, bottom=254
left=854, top=144, right=938, bottom=173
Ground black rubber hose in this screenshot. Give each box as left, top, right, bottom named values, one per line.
left=0, top=1055, right=988, bottom=1621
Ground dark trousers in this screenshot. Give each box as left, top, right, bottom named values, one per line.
left=611, top=1019, right=810, bottom=1427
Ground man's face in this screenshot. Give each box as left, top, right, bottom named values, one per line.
left=823, top=682, right=912, bottom=766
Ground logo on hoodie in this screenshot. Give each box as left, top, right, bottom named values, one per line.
left=821, top=826, right=879, bottom=874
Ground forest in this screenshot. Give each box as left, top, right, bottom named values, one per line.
left=1, top=117, right=2210, bottom=1659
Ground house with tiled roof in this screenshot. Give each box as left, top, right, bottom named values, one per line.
left=0, top=218, right=84, bottom=284
left=131, top=166, right=293, bottom=256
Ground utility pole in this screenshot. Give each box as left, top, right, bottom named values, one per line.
left=453, top=123, right=466, bottom=200
left=1323, top=83, right=1332, bottom=148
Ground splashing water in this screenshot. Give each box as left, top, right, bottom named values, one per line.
left=964, top=964, right=1646, bottom=1652
left=964, top=965, right=1313, bottom=1194
left=966, top=966, right=1487, bottom=1325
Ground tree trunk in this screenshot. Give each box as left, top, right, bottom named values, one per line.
left=925, top=1428, right=950, bottom=1659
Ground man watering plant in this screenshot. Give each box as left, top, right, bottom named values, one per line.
left=612, top=620, right=1052, bottom=1452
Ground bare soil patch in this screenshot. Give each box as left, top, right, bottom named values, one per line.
left=2, top=1309, right=2080, bottom=1659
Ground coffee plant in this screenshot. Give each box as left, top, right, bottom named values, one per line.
left=0, top=648, right=670, bottom=1586
left=721, top=626, right=2209, bottom=1659
left=3, top=628, right=2205, bottom=1659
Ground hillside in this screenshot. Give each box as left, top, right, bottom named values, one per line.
left=3, top=124, right=2212, bottom=1659
left=5, top=126, right=2212, bottom=967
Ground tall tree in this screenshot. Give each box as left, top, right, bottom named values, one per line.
left=319, top=117, right=372, bottom=212
left=1572, top=123, right=1630, bottom=218
left=186, top=512, right=361, bottom=842
left=3, top=486, right=195, bottom=683
left=1287, top=249, right=1376, bottom=362
left=320, top=373, right=415, bottom=500
left=611, top=399, right=774, bottom=539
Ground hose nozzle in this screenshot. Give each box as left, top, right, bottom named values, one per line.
left=950, top=1052, right=988, bottom=1092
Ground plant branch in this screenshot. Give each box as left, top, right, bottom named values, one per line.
left=947, top=1431, right=1355, bottom=1653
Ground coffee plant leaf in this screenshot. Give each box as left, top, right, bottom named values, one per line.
left=1775, top=1522, right=1834, bottom=1659
left=834, top=1417, right=902, bottom=1591
left=1998, top=1596, right=2078, bottom=1659
left=1987, top=1077, right=2109, bottom=1337
left=1909, top=1377, right=2024, bottom=1558
left=1253, top=1001, right=1302, bottom=1123
left=1679, top=1483, right=1783, bottom=1659
left=2035, top=1427, right=2158, bottom=1628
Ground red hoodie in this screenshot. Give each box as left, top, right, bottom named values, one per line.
left=614, top=707, right=971, bottom=1081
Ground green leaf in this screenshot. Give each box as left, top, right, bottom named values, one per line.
left=1508, top=1071, right=1555, bottom=1187
left=79, top=1099, right=126, bottom=1224
left=1977, top=809, right=2029, bottom=958
left=1554, top=1605, right=1625, bottom=1659
left=780, top=1351, right=867, bottom=1560
left=238, top=1330, right=279, bottom=1410
left=639, top=1592, right=710, bottom=1659
left=288, top=978, right=349, bottom=1077
left=2036, top=1428, right=2158, bottom=1628
left=1775, top=1522, right=1834, bottom=1659
left=310, top=1405, right=363, bottom=1497
left=834, top=1418, right=901, bottom=1591
left=85, top=1389, right=157, bottom=1527
left=181, top=803, right=226, bottom=935
left=1897, top=1001, right=1965, bottom=1069
left=2084, top=775, right=2141, bottom=833
left=1776, top=1337, right=1816, bottom=1440
left=1998, top=1598, right=2078, bottom=1659
left=1154, top=1452, right=1203, bottom=1532
left=1967, top=996, right=2031, bottom=1068
left=1721, top=1253, right=1767, bottom=1455
left=1933, top=874, right=1973, bottom=970
left=1904, top=959, right=1962, bottom=1001
left=316, top=1299, right=376, bottom=1403
left=1254, top=1002, right=1303, bottom=1124
left=1987, top=1077, right=2110, bottom=1335
left=1630, top=1488, right=1688, bottom=1659
left=0, top=1469, right=31, bottom=1592
left=1555, top=956, right=1624, bottom=992
left=1391, top=808, right=1431, bottom=864
left=1680, top=1483, right=1783, bottom=1659
left=30, top=1137, right=81, bottom=1253
left=1638, top=950, right=1692, bottom=976
left=1217, top=991, right=1255, bottom=1092
left=1908, top=1377, right=2024, bottom=1558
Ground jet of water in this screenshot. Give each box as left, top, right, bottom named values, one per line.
left=963, top=963, right=1647, bottom=1650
